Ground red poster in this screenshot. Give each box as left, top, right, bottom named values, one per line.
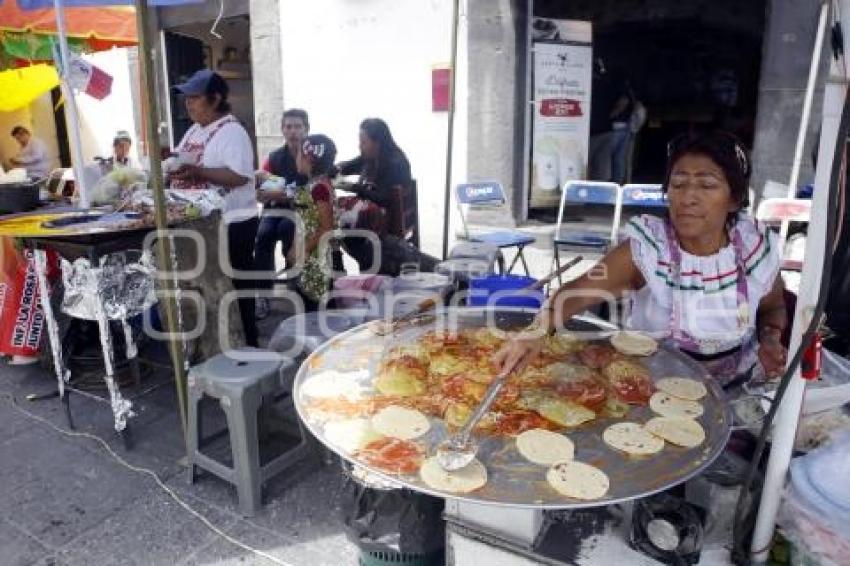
left=540, top=98, right=583, bottom=117
left=432, top=67, right=450, bottom=112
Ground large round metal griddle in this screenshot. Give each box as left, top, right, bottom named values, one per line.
left=293, top=307, right=732, bottom=509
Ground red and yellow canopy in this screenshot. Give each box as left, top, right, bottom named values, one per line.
left=0, top=2, right=137, bottom=66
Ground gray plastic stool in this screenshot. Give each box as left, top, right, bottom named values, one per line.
left=186, top=350, right=307, bottom=516
left=449, top=241, right=505, bottom=274
left=267, top=310, right=366, bottom=358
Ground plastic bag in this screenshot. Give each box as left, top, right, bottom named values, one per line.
left=778, top=431, right=850, bottom=565
left=338, top=473, right=445, bottom=555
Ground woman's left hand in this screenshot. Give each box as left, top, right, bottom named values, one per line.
left=757, top=328, right=787, bottom=379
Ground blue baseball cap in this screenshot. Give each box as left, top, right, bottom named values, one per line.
left=174, top=69, right=216, bottom=96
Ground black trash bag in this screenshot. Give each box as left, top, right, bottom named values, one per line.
left=339, top=474, right=445, bottom=555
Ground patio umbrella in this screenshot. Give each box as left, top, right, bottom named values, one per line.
left=0, top=1, right=136, bottom=67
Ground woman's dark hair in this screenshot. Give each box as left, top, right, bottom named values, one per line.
left=302, top=134, right=337, bottom=176
left=11, top=125, right=28, bottom=137
left=663, top=131, right=751, bottom=215
left=360, top=118, right=407, bottom=163
left=205, top=72, right=231, bottom=113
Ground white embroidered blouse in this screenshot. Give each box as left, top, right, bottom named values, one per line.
left=623, top=214, right=781, bottom=374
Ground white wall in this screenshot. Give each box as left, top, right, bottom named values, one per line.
left=278, top=0, right=467, bottom=258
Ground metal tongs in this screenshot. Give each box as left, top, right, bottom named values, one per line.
left=373, top=255, right=584, bottom=337
left=436, top=367, right=515, bottom=471
left=434, top=255, right=585, bottom=471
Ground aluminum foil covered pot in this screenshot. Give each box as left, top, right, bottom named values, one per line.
left=61, top=250, right=157, bottom=321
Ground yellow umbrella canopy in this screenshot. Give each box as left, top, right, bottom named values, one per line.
left=0, top=63, right=59, bottom=112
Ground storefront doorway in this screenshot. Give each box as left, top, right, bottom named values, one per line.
left=162, top=15, right=255, bottom=155
left=531, top=0, right=766, bottom=186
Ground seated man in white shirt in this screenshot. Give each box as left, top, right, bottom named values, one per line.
left=9, top=126, right=50, bottom=179
left=112, top=130, right=137, bottom=169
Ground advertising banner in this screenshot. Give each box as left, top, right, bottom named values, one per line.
left=530, top=20, right=592, bottom=209
left=0, top=239, right=58, bottom=358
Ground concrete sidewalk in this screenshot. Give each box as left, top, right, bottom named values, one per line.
left=0, top=357, right=357, bottom=566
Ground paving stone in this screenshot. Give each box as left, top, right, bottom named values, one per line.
left=55, top=489, right=236, bottom=566
left=0, top=517, right=51, bottom=566
left=178, top=518, right=357, bottom=566
left=0, top=427, right=154, bottom=548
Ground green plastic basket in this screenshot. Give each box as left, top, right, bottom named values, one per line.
left=358, top=549, right=442, bottom=566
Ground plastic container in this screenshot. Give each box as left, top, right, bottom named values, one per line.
left=468, top=274, right=543, bottom=308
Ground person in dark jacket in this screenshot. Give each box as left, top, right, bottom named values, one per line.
left=253, top=108, right=309, bottom=317
left=337, top=118, right=412, bottom=272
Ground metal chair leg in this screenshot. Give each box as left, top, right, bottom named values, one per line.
left=518, top=246, right=531, bottom=276
left=554, top=246, right=564, bottom=287
left=506, top=248, right=521, bottom=274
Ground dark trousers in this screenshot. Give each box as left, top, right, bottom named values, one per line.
left=254, top=212, right=296, bottom=290
left=343, top=236, right=376, bottom=273
left=228, top=217, right=259, bottom=347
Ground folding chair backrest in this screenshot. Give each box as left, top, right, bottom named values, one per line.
left=755, top=197, right=812, bottom=223
left=456, top=181, right=506, bottom=238
left=621, top=184, right=667, bottom=209
left=556, top=181, right=622, bottom=244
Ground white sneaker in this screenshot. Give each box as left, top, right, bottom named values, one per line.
left=255, top=297, right=270, bottom=320
left=9, top=355, right=39, bottom=365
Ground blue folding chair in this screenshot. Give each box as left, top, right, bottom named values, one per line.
left=552, top=181, right=622, bottom=286
left=456, top=182, right=537, bottom=275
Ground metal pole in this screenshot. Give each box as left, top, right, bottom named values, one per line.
left=779, top=0, right=829, bottom=244
left=52, top=0, right=89, bottom=208
left=133, top=0, right=190, bottom=443
left=749, top=65, right=848, bottom=566
left=441, top=0, right=461, bottom=260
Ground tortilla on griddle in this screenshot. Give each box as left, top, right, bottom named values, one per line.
left=546, top=460, right=609, bottom=500
left=516, top=428, right=575, bottom=465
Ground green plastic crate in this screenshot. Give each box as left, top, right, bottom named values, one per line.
left=358, top=549, right=442, bottom=566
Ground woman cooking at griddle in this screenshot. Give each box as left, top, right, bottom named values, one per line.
left=496, top=132, right=788, bottom=387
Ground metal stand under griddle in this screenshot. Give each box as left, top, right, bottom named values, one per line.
left=26, top=229, right=153, bottom=448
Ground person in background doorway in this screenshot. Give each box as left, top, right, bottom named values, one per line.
left=623, top=89, right=647, bottom=184
left=588, top=59, right=633, bottom=184
left=169, top=69, right=260, bottom=347
left=253, top=108, right=310, bottom=319
left=336, top=118, right=412, bottom=272
left=9, top=125, right=50, bottom=179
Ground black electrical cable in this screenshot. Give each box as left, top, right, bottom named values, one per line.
left=731, top=85, right=850, bottom=564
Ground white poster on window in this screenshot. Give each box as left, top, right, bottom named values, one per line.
left=530, top=20, right=592, bottom=209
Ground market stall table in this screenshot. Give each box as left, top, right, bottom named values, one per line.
left=0, top=208, right=190, bottom=446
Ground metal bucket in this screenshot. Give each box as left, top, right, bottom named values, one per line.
left=0, top=178, right=42, bottom=214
